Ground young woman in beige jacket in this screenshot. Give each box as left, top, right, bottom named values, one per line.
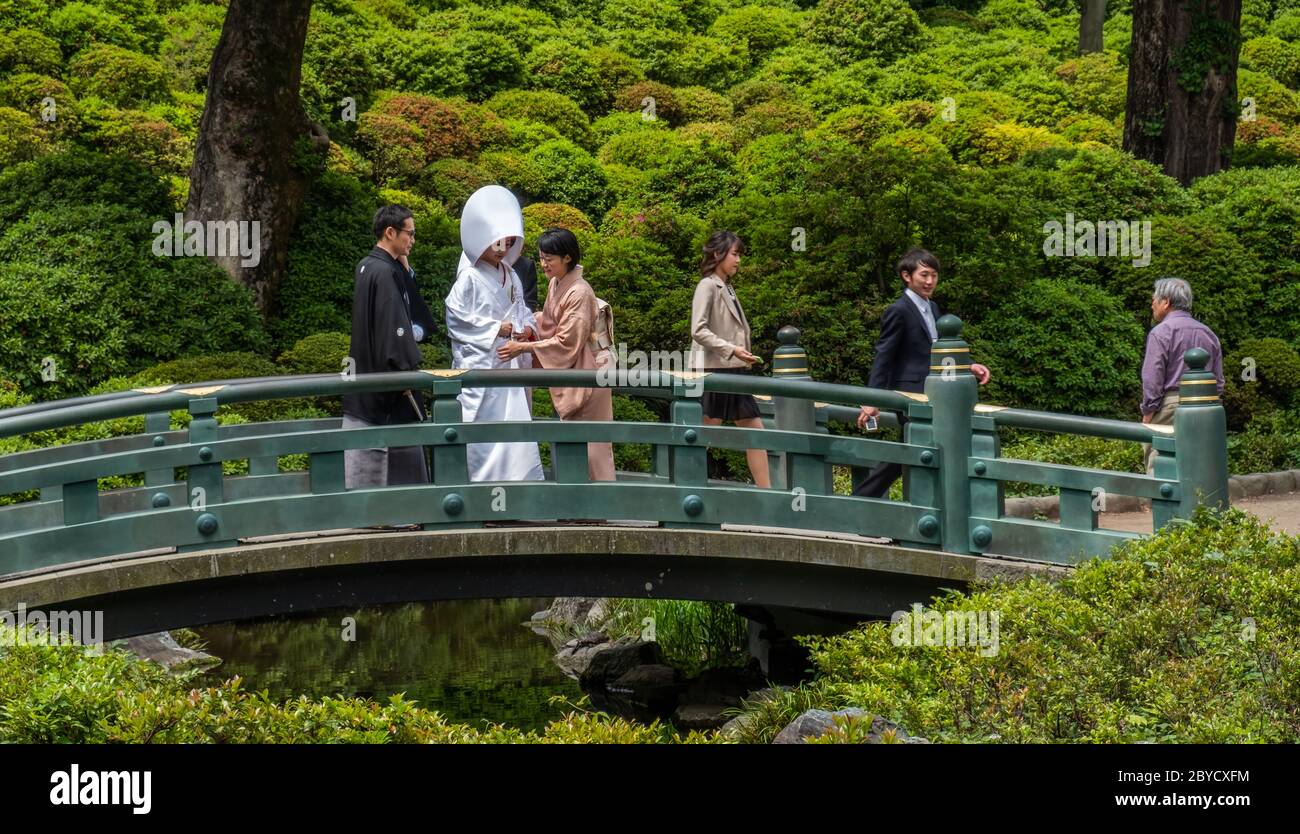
left=688, top=231, right=771, bottom=489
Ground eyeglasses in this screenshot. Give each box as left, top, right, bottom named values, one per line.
left=398, top=227, right=416, bottom=238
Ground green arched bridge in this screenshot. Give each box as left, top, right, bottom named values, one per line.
left=0, top=318, right=1228, bottom=642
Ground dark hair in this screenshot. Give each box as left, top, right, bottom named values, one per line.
left=537, top=227, right=581, bottom=269
left=373, top=204, right=413, bottom=241
left=897, top=247, right=940, bottom=281
left=700, top=230, right=743, bottom=277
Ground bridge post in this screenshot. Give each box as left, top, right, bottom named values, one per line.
left=923, top=315, right=978, bottom=554
left=770, top=326, right=828, bottom=493
left=143, top=411, right=174, bottom=486
left=1173, top=347, right=1229, bottom=514
left=179, top=396, right=234, bottom=551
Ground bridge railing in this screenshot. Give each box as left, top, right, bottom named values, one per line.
left=0, top=317, right=1227, bottom=571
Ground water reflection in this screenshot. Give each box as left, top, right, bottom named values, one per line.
left=194, top=598, right=581, bottom=732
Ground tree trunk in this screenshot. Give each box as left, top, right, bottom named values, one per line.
left=1122, top=0, right=1242, bottom=186
left=185, top=0, right=329, bottom=317
left=1079, top=0, right=1107, bottom=54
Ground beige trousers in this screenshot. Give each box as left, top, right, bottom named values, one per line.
left=1143, top=392, right=1179, bottom=475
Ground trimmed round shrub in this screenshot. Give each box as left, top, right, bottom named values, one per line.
left=48, top=2, right=144, bottom=56
left=0, top=150, right=172, bottom=226
left=735, top=98, right=818, bottom=142
left=417, top=158, right=494, bottom=214
left=708, top=4, right=803, bottom=62
left=77, top=99, right=190, bottom=174
left=0, top=107, right=48, bottom=168
left=67, top=44, right=169, bottom=108
left=355, top=112, right=425, bottom=184
left=614, top=81, right=681, bottom=126
left=814, top=105, right=905, bottom=149
left=377, top=94, right=507, bottom=162
left=1241, top=35, right=1300, bottom=88
left=486, top=89, right=595, bottom=149
left=807, top=0, right=929, bottom=63
left=1223, top=338, right=1300, bottom=427
left=598, top=200, right=707, bottom=264
left=525, top=139, right=610, bottom=218
left=977, top=0, right=1051, bottom=33
left=591, top=110, right=667, bottom=145
left=1055, top=51, right=1127, bottom=121
left=277, top=332, right=352, bottom=376
left=458, top=30, right=526, bottom=102
left=805, top=62, right=885, bottom=115
left=589, top=46, right=647, bottom=114
left=1238, top=69, right=1300, bottom=128
left=598, top=128, right=688, bottom=169
left=972, top=279, right=1145, bottom=417
left=973, top=123, right=1070, bottom=165
left=387, top=32, right=469, bottom=98
left=159, top=1, right=226, bottom=94
left=659, top=35, right=749, bottom=91
left=301, top=12, right=381, bottom=128
left=1272, top=13, right=1300, bottom=42
left=525, top=40, right=604, bottom=115
left=674, top=86, right=734, bottom=124
left=0, top=27, right=63, bottom=75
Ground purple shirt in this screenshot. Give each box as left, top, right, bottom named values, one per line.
left=1140, top=310, right=1224, bottom=414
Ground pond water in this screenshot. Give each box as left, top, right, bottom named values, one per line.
left=193, top=598, right=582, bottom=732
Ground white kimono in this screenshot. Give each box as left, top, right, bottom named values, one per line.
left=446, top=185, right=544, bottom=483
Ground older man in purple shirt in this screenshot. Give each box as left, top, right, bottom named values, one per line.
left=1140, top=277, right=1224, bottom=473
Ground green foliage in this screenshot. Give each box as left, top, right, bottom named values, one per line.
left=604, top=598, right=750, bottom=677
left=973, top=279, right=1144, bottom=417
left=0, top=27, right=63, bottom=75
left=66, top=44, right=169, bottom=107
left=418, top=158, right=493, bottom=214
left=1242, top=35, right=1300, bottom=88
left=998, top=432, right=1144, bottom=497
left=742, top=510, right=1300, bottom=743
left=0, top=106, right=47, bottom=167
left=525, top=139, right=610, bottom=219
left=0, top=632, right=707, bottom=743
left=807, top=0, right=929, bottom=63
left=487, top=89, right=595, bottom=149
left=277, top=332, right=352, bottom=376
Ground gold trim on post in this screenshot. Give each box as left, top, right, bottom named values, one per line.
left=422, top=368, right=468, bottom=377
left=133, top=385, right=175, bottom=394
left=1179, top=395, right=1220, bottom=403
left=665, top=370, right=711, bottom=380
left=929, top=364, right=971, bottom=371
left=896, top=391, right=929, bottom=402
left=1147, top=424, right=1175, bottom=434
left=178, top=385, right=225, bottom=396
left=1180, top=379, right=1218, bottom=385
left=773, top=367, right=808, bottom=373
left=930, top=347, right=968, bottom=354
left=973, top=404, right=1007, bottom=413
left=776, top=352, right=807, bottom=359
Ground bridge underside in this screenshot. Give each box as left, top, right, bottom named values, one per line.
left=0, top=526, right=1066, bottom=641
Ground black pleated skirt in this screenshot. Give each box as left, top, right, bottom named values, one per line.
left=699, top=366, right=761, bottom=421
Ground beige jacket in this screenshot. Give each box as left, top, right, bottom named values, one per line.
left=689, top=274, right=751, bottom=370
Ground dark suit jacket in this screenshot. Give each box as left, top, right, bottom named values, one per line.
left=868, top=293, right=940, bottom=394
left=513, top=255, right=540, bottom=311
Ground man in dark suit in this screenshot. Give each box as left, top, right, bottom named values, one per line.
left=853, top=248, right=990, bottom=498
left=513, top=253, right=540, bottom=311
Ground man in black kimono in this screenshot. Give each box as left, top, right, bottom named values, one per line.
left=342, top=205, right=429, bottom=488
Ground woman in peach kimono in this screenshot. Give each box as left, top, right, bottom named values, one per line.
left=497, top=227, right=616, bottom=481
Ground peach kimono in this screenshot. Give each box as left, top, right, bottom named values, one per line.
left=531, top=265, right=616, bottom=481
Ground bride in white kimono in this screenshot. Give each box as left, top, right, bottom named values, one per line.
left=445, top=185, right=545, bottom=482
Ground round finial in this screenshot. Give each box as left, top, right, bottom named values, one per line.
left=442, top=493, right=464, bottom=516
left=152, top=435, right=166, bottom=447
left=1184, top=347, right=1209, bottom=371
left=151, top=492, right=171, bottom=508
left=195, top=513, right=218, bottom=535
left=198, top=446, right=213, bottom=462
left=973, top=461, right=986, bottom=475
left=972, top=525, right=993, bottom=548
left=443, top=427, right=458, bottom=442
left=682, top=494, right=704, bottom=516
left=917, top=514, right=940, bottom=538
left=936, top=314, right=963, bottom=339
left=920, top=451, right=935, bottom=465
left=684, top=429, right=698, bottom=444
left=776, top=326, right=801, bottom=346
left=1159, top=483, right=1174, bottom=498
